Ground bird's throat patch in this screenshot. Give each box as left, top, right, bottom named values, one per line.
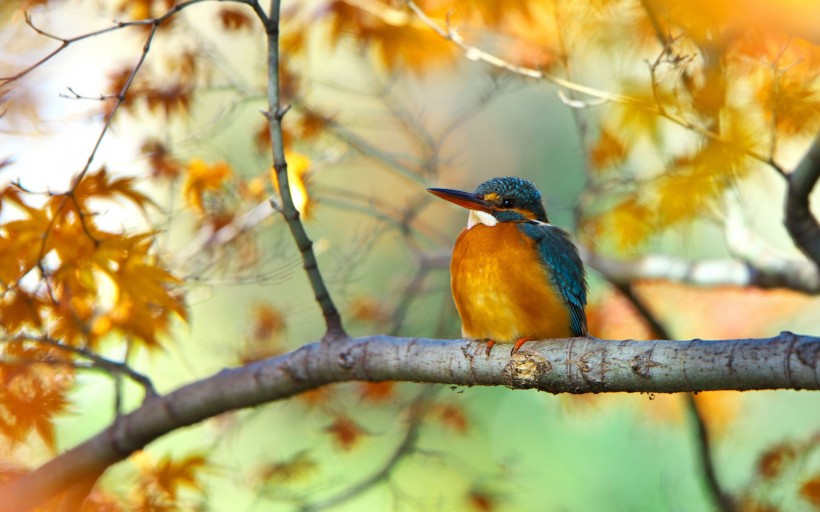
left=467, top=210, right=498, bottom=229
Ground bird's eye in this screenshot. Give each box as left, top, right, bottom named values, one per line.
left=501, top=198, right=514, bottom=208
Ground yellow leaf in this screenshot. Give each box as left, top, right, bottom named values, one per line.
left=588, top=128, right=627, bottom=171
left=606, top=196, right=656, bottom=250
left=183, top=159, right=233, bottom=214
left=271, top=152, right=314, bottom=219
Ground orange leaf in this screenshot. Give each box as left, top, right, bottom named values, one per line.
left=218, top=7, right=253, bottom=31
left=0, top=290, right=45, bottom=333
left=183, top=159, right=233, bottom=214
left=74, top=167, right=154, bottom=211
left=799, top=475, right=820, bottom=507
left=757, top=442, right=796, bottom=480
left=432, top=403, right=469, bottom=434
left=588, top=129, right=627, bottom=171
left=134, top=453, right=208, bottom=500
left=251, top=303, right=286, bottom=341
left=357, top=381, right=396, bottom=404
left=468, top=488, right=499, bottom=512
left=141, top=139, right=181, bottom=180
left=143, top=83, right=193, bottom=118
left=324, top=415, right=369, bottom=451
left=297, top=385, right=333, bottom=408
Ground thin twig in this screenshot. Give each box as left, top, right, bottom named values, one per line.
left=299, top=387, right=435, bottom=512
left=610, top=283, right=735, bottom=512
left=4, top=335, right=157, bottom=397
left=684, top=393, right=737, bottom=512
left=258, top=0, right=346, bottom=339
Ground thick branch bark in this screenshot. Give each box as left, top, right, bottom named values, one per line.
left=1, top=333, right=818, bottom=511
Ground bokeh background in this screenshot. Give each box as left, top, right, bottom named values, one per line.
left=2, top=0, right=819, bottom=510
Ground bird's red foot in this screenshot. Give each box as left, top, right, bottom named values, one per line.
left=484, top=339, right=496, bottom=357
left=510, top=337, right=531, bottom=355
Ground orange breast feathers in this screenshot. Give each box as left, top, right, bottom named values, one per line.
left=450, top=222, right=573, bottom=343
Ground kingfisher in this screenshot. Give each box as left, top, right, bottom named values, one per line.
left=428, top=177, right=587, bottom=356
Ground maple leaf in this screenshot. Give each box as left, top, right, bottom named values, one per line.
left=800, top=475, right=820, bottom=507
left=218, top=7, right=253, bottom=31
left=0, top=290, right=45, bottom=333
left=324, top=414, right=369, bottom=451
left=357, top=381, right=396, bottom=404
left=251, top=303, right=286, bottom=341
left=604, top=196, right=656, bottom=251
left=0, top=346, right=73, bottom=450
left=296, top=385, right=334, bottom=408
left=608, top=80, right=664, bottom=143
left=348, top=296, right=390, bottom=326
left=432, top=403, right=469, bottom=434
left=80, top=489, right=127, bottom=512
left=468, top=488, right=499, bottom=512
left=323, top=0, right=454, bottom=73
left=297, top=109, right=330, bottom=140
left=0, top=200, right=50, bottom=283
left=256, top=450, right=317, bottom=485
left=183, top=159, right=233, bottom=214
left=141, top=139, right=181, bottom=180
left=143, top=83, right=193, bottom=118
left=134, top=452, right=208, bottom=500
left=588, top=128, right=628, bottom=171
left=74, top=167, right=154, bottom=211
left=757, top=442, right=796, bottom=480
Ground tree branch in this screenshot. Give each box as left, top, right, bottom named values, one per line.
left=582, top=247, right=820, bottom=294
left=259, top=1, right=345, bottom=339
left=785, top=135, right=820, bottom=268
left=610, top=285, right=735, bottom=512
left=1, top=333, right=817, bottom=511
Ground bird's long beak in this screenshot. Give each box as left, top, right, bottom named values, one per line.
left=427, top=188, right=494, bottom=213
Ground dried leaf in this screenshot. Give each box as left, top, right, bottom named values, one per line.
left=256, top=451, right=317, bottom=485
left=357, top=381, right=396, bottom=404
left=134, top=452, right=208, bottom=500
left=324, top=415, right=369, bottom=451
left=218, top=7, right=253, bottom=31
left=588, top=129, right=627, bottom=171
left=800, top=475, right=820, bottom=507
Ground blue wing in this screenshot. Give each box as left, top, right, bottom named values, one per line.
left=518, top=221, right=588, bottom=336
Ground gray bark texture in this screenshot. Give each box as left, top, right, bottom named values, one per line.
left=1, top=332, right=818, bottom=511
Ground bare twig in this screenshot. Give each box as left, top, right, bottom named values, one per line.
left=5, top=335, right=157, bottom=397
left=299, top=388, right=435, bottom=512
left=685, top=393, right=737, bottom=512
left=610, top=285, right=735, bottom=512
left=258, top=1, right=345, bottom=339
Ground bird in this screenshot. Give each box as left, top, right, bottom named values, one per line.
left=427, top=177, right=587, bottom=356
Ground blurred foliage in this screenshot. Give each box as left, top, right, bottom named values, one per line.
left=1, top=0, right=819, bottom=510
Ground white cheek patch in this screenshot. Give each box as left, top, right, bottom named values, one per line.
left=467, top=210, right=498, bottom=229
